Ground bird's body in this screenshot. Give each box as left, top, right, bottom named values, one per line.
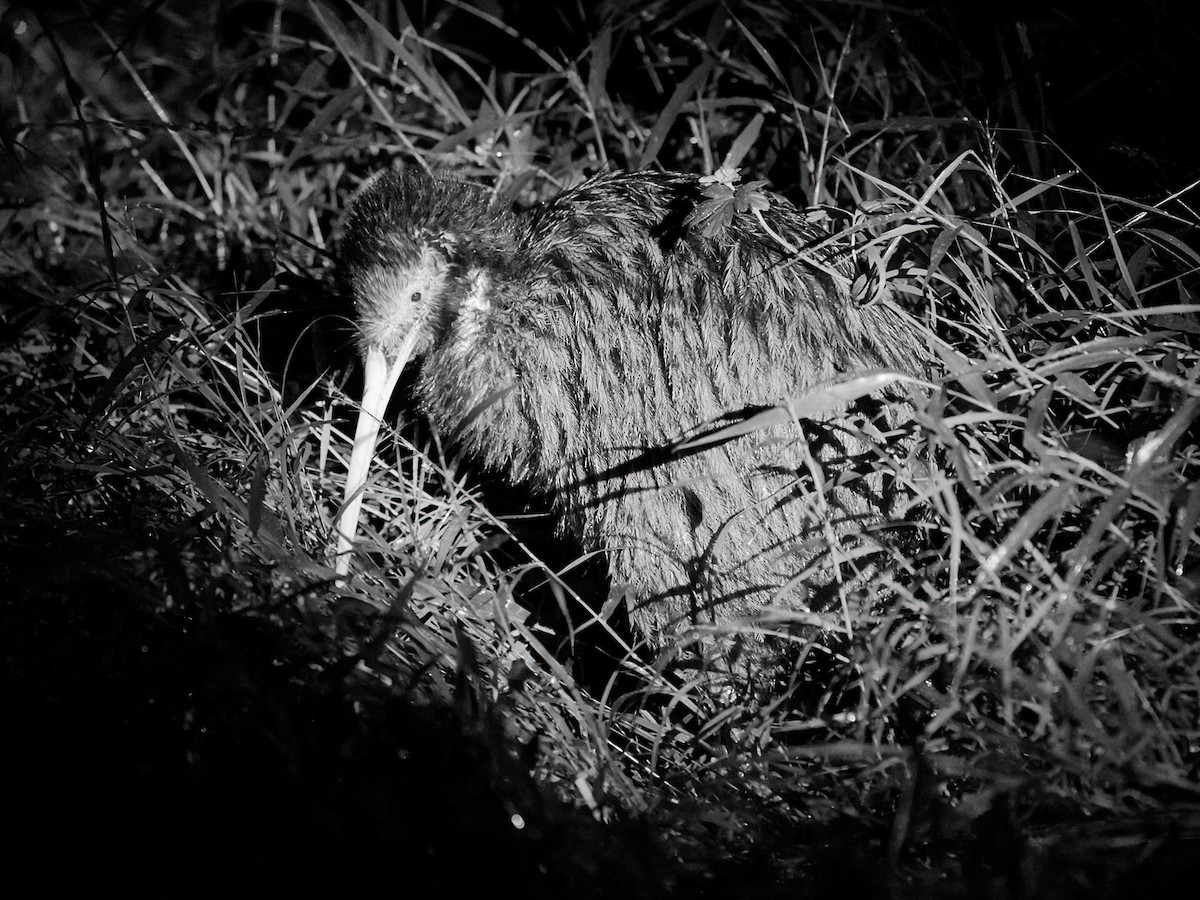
left=337, top=168, right=927, bottom=683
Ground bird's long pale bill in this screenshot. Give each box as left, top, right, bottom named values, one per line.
left=334, top=333, right=419, bottom=577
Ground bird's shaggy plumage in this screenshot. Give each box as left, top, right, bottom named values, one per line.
left=337, top=167, right=927, bottom=681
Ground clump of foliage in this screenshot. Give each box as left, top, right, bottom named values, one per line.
left=3, top=0, right=1198, bottom=895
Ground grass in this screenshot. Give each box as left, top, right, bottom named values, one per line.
left=2, top=0, right=1199, bottom=895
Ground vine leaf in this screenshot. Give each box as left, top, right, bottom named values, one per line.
left=687, top=167, right=772, bottom=237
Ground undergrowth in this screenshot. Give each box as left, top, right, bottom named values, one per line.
left=2, top=0, right=1198, bottom=895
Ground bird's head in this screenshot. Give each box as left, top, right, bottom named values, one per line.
left=334, top=168, right=502, bottom=575
left=339, top=169, right=482, bottom=360
left=345, top=236, right=452, bottom=360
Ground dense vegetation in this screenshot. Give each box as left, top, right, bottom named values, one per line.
left=3, top=1, right=1198, bottom=895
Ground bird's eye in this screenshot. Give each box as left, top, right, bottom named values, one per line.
left=411, top=291, right=423, bottom=303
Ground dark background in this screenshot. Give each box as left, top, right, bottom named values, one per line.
left=465, top=0, right=1199, bottom=198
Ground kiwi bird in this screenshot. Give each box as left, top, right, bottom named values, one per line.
left=335, top=167, right=926, bottom=685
